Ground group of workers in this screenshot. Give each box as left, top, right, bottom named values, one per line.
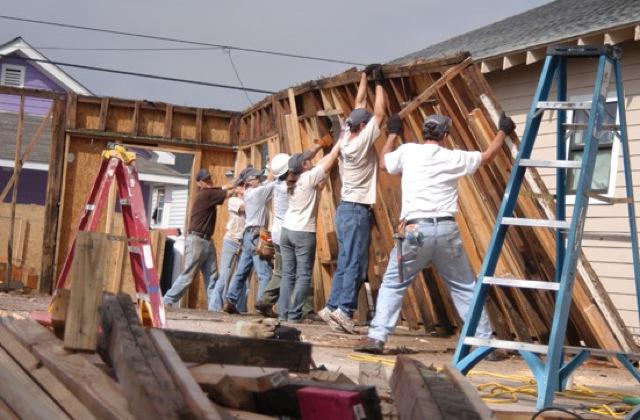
left=162, top=64, right=516, bottom=354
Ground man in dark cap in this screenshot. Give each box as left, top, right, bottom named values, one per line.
left=318, top=64, right=387, bottom=334
left=163, top=168, right=234, bottom=310
left=354, top=112, right=515, bottom=354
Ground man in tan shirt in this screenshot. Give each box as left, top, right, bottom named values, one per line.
left=318, top=65, right=386, bottom=333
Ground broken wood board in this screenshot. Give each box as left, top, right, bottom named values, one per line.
left=164, top=328, right=312, bottom=373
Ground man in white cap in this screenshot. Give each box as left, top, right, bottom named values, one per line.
left=318, top=64, right=387, bottom=333
left=164, top=168, right=234, bottom=309
left=354, top=112, right=515, bottom=354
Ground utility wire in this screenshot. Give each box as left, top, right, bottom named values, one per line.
left=0, top=55, right=276, bottom=94
left=0, top=14, right=366, bottom=66
left=224, top=48, right=254, bottom=106
left=34, top=46, right=223, bottom=51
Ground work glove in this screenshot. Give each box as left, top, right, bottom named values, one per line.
left=387, top=114, right=403, bottom=135
left=498, top=112, right=516, bottom=135
left=363, top=63, right=381, bottom=75
left=314, top=132, right=334, bottom=148
left=235, top=319, right=278, bottom=339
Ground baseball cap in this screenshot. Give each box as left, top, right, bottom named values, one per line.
left=196, top=169, right=211, bottom=182
left=288, top=153, right=306, bottom=175
left=346, top=108, right=372, bottom=129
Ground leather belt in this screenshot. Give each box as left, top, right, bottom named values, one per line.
left=189, top=231, right=209, bottom=239
left=406, top=216, right=455, bottom=225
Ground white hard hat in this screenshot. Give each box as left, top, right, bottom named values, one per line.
left=270, top=153, right=290, bottom=177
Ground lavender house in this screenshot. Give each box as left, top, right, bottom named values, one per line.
left=1, top=37, right=190, bottom=278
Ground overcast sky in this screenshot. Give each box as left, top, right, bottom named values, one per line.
left=0, top=0, right=551, bottom=111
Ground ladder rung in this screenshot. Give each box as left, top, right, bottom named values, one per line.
left=520, top=159, right=582, bottom=169
left=537, top=101, right=592, bottom=110
left=563, top=123, right=620, bottom=131
left=483, top=276, right=561, bottom=291
left=464, top=337, right=549, bottom=354
left=502, top=217, right=570, bottom=229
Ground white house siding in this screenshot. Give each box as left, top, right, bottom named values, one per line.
left=167, top=187, right=188, bottom=230
left=485, top=39, right=640, bottom=335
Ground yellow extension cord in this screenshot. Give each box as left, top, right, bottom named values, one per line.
left=346, top=354, right=636, bottom=418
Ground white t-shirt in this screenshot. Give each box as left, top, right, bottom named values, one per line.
left=244, top=181, right=275, bottom=227
left=224, top=197, right=245, bottom=241
left=338, top=116, right=381, bottom=205
left=282, top=166, right=326, bottom=233
left=271, top=180, right=288, bottom=245
left=384, top=143, right=482, bottom=220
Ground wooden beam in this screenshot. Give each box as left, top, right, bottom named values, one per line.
left=0, top=84, right=66, bottom=100
left=63, top=232, right=108, bottom=351
left=195, top=108, right=204, bottom=143
left=635, top=24, right=640, bottom=41
left=100, top=294, right=190, bottom=419
left=164, top=104, right=174, bottom=138
left=6, top=96, right=24, bottom=284
left=65, top=92, right=77, bottom=130
left=502, top=53, right=525, bottom=70
left=66, top=130, right=236, bottom=152
left=163, top=329, right=312, bottom=373
left=1, top=317, right=133, bottom=420
left=525, top=49, right=546, bottom=65
left=148, top=329, right=226, bottom=420
left=131, top=101, right=141, bottom=136
left=480, top=58, right=502, bottom=73
left=98, top=98, right=109, bottom=131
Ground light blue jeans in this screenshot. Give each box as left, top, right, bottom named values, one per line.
left=163, top=234, right=218, bottom=310
left=225, top=227, right=273, bottom=305
left=368, top=219, right=492, bottom=343
left=278, top=228, right=316, bottom=322
left=326, top=201, right=372, bottom=318
left=210, top=238, right=248, bottom=311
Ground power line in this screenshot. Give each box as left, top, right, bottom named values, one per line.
left=1, top=55, right=276, bottom=94
left=34, top=46, right=222, bottom=51
left=224, top=49, right=254, bottom=106
left=0, top=14, right=366, bottom=66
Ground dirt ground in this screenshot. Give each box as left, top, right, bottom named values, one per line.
left=2, top=290, right=640, bottom=418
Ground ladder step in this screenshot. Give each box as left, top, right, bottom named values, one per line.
left=483, top=276, right=561, bottom=291
left=502, top=217, right=570, bottom=229
left=537, top=101, right=592, bottom=110
left=520, top=159, right=582, bottom=169
left=464, top=337, right=549, bottom=354
left=563, top=123, right=620, bottom=131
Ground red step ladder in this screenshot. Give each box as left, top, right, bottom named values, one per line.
left=53, top=145, right=166, bottom=327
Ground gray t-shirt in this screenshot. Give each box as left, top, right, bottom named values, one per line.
left=283, top=166, right=326, bottom=233
left=271, top=180, right=288, bottom=245
left=338, top=116, right=381, bottom=205
left=244, top=181, right=275, bottom=228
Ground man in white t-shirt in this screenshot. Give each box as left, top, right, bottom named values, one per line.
left=318, top=64, right=387, bottom=334
left=354, top=111, right=516, bottom=354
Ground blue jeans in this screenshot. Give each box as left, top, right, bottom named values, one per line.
left=326, top=201, right=372, bottom=318
left=210, top=238, right=248, bottom=311
left=368, top=219, right=492, bottom=343
left=278, top=228, right=316, bottom=322
left=226, top=227, right=273, bottom=305
left=163, top=234, right=218, bottom=310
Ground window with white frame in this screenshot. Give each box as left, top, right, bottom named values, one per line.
left=566, top=99, right=620, bottom=199
left=150, top=187, right=166, bottom=227
left=1, top=64, right=26, bottom=87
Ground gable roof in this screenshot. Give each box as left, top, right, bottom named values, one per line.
left=0, top=37, right=92, bottom=95
left=393, top=0, right=640, bottom=65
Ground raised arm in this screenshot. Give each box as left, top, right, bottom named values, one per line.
left=301, top=143, right=323, bottom=161
left=372, top=69, right=386, bottom=129
left=480, top=112, right=515, bottom=165
left=379, top=114, right=402, bottom=172
left=354, top=71, right=368, bottom=109
left=317, top=141, right=341, bottom=174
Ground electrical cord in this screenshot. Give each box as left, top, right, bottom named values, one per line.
left=531, top=407, right=586, bottom=419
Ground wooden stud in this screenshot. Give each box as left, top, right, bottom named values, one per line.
left=164, top=104, right=174, bottom=138
left=97, top=98, right=109, bottom=131
left=63, top=231, right=108, bottom=351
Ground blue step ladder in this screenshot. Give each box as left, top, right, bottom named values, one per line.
left=452, top=44, right=640, bottom=409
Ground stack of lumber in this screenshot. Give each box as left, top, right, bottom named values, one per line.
left=0, top=293, right=385, bottom=419
left=231, top=53, right=636, bottom=353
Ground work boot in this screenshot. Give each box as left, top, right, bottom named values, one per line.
left=318, top=307, right=345, bottom=333
left=255, top=301, right=277, bottom=318
left=329, top=308, right=357, bottom=335
left=354, top=337, right=385, bottom=354
left=222, top=300, right=239, bottom=314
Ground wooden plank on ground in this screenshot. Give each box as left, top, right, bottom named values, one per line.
left=64, top=231, right=108, bottom=351
left=390, top=356, right=493, bottom=420
left=0, top=346, right=69, bottom=420
left=0, top=325, right=96, bottom=419
left=164, top=329, right=312, bottom=373
left=100, top=293, right=190, bottom=419
left=189, top=364, right=289, bottom=393
left=0, top=317, right=133, bottom=420
left=148, top=328, right=226, bottom=420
